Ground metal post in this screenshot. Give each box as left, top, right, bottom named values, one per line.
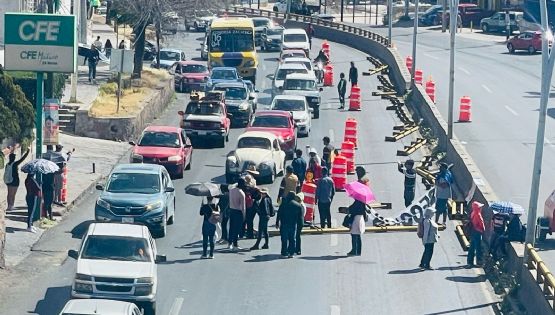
left=410, top=0, right=419, bottom=85
left=35, top=73, right=44, bottom=159
left=375, top=1, right=378, bottom=25
left=258, top=0, right=260, bottom=9
left=442, top=0, right=447, bottom=32
left=353, top=0, right=355, bottom=23
left=80, top=0, right=87, bottom=43
left=388, top=0, right=393, bottom=45
left=525, top=0, right=555, bottom=255
left=69, top=0, right=80, bottom=103
left=324, top=0, right=327, bottom=14
left=364, top=2, right=367, bottom=24
left=447, top=0, right=458, bottom=139
left=341, top=0, right=344, bottom=22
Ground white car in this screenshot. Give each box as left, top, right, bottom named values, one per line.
left=282, top=28, right=310, bottom=56
left=151, top=48, right=186, bottom=69
left=68, top=223, right=166, bottom=315
left=60, top=299, right=142, bottom=315
left=281, top=57, right=317, bottom=79
left=280, top=73, right=322, bottom=119
left=271, top=63, right=309, bottom=98
left=270, top=95, right=311, bottom=137
left=225, top=131, right=286, bottom=184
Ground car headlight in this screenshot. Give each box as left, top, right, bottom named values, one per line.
left=183, top=121, right=192, bottom=128
left=134, top=284, right=153, bottom=296
left=97, top=199, right=111, bottom=210
left=244, top=60, right=255, bottom=67
left=75, top=273, right=93, bottom=281
left=239, top=102, right=249, bottom=110
left=145, top=201, right=162, bottom=211
left=168, top=155, right=182, bottom=162
left=74, top=282, right=93, bottom=293
left=137, top=277, right=154, bottom=284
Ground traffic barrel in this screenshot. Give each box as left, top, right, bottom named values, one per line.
left=341, top=141, right=356, bottom=175
left=61, top=166, right=68, bottom=203
left=349, top=85, right=361, bottom=111
left=331, top=154, right=347, bottom=191
left=301, top=181, right=317, bottom=222
left=414, top=69, right=423, bottom=85
left=344, top=118, right=358, bottom=148
left=324, top=64, right=334, bottom=86
left=322, top=40, right=330, bottom=59
left=458, top=96, right=472, bottom=122
left=405, top=56, right=413, bottom=74
left=425, top=77, right=436, bottom=103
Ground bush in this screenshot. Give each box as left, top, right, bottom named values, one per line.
left=99, top=82, right=118, bottom=95
left=8, top=71, right=66, bottom=105
left=0, top=68, right=35, bottom=143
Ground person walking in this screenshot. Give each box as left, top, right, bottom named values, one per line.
left=355, top=166, right=370, bottom=186
left=4, top=147, right=30, bottom=211
left=118, top=40, right=126, bottom=49
left=217, top=184, right=230, bottom=244
left=419, top=207, right=439, bottom=269
left=294, top=192, right=306, bottom=255
left=104, top=39, right=113, bottom=58
left=435, top=162, right=453, bottom=225
left=322, top=137, right=334, bottom=168
left=278, top=166, right=298, bottom=204
left=53, top=144, right=67, bottom=206
left=348, top=61, right=358, bottom=90
left=398, top=159, right=417, bottom=207
left=199, top=196, right=219, bottom=259
left=228, top=179, right=246, bottom=250
left=24, top=173, right=40, bottom=233
left=291, top=149, right=307, bottom=186
left=276, top=191, right=304, bottom=258
left=306, top=23, right=315, bottom=48
left=338, top=73, right=347, bottom=109
left=505, top=10, right=511, bottom=41
left=307, top=149, right=323, bottom=182
left=347, top=199, right=367, bottom=256
left=467, top=201, right=485, bottom=267
left=93, top=36, right=103, bottom=51
left=250, top=188, right=274, bottom=250
left=315, top=167, right=335, bottom=229
left=86, top=45, right=100, bottom=83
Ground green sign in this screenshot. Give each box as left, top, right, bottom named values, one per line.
left=4, top=13, right=76, bottom=73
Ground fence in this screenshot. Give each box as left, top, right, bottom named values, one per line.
left=526, top=244, right=555, bottom=311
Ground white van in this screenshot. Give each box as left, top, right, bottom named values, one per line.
left=281, top=29, right=310, bottom=56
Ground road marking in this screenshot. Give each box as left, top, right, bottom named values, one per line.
left=423, top=53, right=440, bottom=60
left=481, top=84, right=492, bottom=93
left=169, top=297, right=184, bottom=315
left=329, top=129, right=335, bottom=143
left=546, top=137, right=553, bottom=146
left=504, top=105, right=519, bottom=116
left=458, top=67, right=470, bottom=75
left=330, top=305, right=341, bottom=315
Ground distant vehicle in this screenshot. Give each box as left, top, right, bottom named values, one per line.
left=281, top=57, right=316, bottom=77
left=212, top=81, right=254, bottom=127
left=161, top=11, right=179, bottom=34
left=151, top=48, right=186, bottom=69
left=419, top=5, right=443, bottom=26
left=94, top=164, right=176, bottom=237
left=480, top=11, right=521, bottom=33
left=68, top=223, right=166, bottom=315
left=201, top=35, right=208, bottom=60
left=129, top=125, right=193, bottom=178
left=226, top=131, right=286, bottom=184
left=279, top=73, right=322, bottom=118
left=59, top=299, right=142, bottom=315
left=170, top=61, right=209, bottom=93
left=143, top=40, right=158, bottom=61
left=246, top=110, right=297, bottom=158
left=507, top=31, right=553, bottom=54
left=282, top=28, right=310, bottom=56
left=179, top=91, right=231, bottom=148
left=271, top=63, right=309, bottom=98
left=261, top=25, right=285, bottom=51
left=244, top=80, right=258, bottom=112
left=185, top=9, right=216, bottom=32
left=206, top=67, right=241, bottom=90
left=252, top=17, right=272, bottom=46
left=273, top=0, right=320, bottom=15
left=279, top=49, right=307, bottom=62
left=438, top=4, right=494, bottom=27
left=270, top=95, right=311, bottom=137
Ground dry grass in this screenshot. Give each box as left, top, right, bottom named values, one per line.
left=89, top=69, right=171, bottom=117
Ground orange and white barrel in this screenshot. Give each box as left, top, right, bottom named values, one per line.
left=302, top=181, right=317, bottom=222
left=331, top=154, right=347, bottom=191
left=341, top=141, right=356, bottom=175
left=344, top=118, right=358, bottom=148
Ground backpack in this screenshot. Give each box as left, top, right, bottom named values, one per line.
left=3, top=163, right=13, bottom=185
left=208, top=210, right=221, bottom=225
left=417, top=220, right=424, bottom=238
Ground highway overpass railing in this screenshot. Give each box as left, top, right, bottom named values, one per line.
left=526, top=244, right=555, bottom=311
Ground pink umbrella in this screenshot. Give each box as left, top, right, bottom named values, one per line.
left=344, top=181, right=376, bottom=204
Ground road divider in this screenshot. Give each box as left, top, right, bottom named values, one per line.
left=397, top=138, right=428, bottom=157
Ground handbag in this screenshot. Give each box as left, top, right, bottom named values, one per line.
left=342, top=214, right=354, bottom=228
left=209, top=210, right=222, bottom=225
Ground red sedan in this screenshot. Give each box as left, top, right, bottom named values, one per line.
left=130, top=126, right=193, bottom=178
left=246, top=110, right=297, bottom=158
left=171, top=61, right=209, bottom=93
left=507, top=31, right=552, bottom=54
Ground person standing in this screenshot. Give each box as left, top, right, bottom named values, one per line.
left=4, top=148, right=30, bottom=211
left=398, top=159, right=417, bottom=207
left=505, top=10, right=511, bottom=41
left=322, top=137, right=334, bottom=168
left=419, top=207, right=439, bottom=269
left=250, top=188, right=274, bottom=250
left=294, top=192, right=306, bottom=255
left=348, top=61, right=358, bottom=90
left=24, top=173, right=40, bottom=233
left=306, top=23, right=315, bottom=48
left=355, top=166, right=370, bottom=186
left=347, top=199, right=367, bottom=256
left=244, top=177, right=260, bottom=239
left=199, top=196, right=219, bottom=259
left=93, top=36, right=103, bottom=51
left=278, top=166, right=298, bottom=204
left=42, top=171, right=55, bottom=220
left=338, top=73, right=347, bottom=109
left=86, top=45, right=100, bottom=83
left=307, top=149, right=323, bottom=182
left=118, top=40, right=126, bottom=49
left=217, top=184, right=230, bottom=244
left=315, top=167, right=335, bottom=229
left=291, top=149, right=307, bottom=187
left=467, top=201, right=485, bottom=267
left=228, top=179, right=246, bottom=250
left=435, top=162, right=453, bottom=225
left=276, top=191, right=304, bottom=258
left=104, top=39, right=113, bottom=58
left=53, top=144, right=67, bottom=206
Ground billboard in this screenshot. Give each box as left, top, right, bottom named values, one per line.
left=43, top=99, right=60, bottom=145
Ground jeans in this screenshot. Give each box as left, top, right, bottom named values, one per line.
left=202, top=234, right=215, bottom=256
left=467, top=231, right=483, bottom=265
left=339, top=93, right=345, bottom=107
left=221, top=212, right=229, bottom=241
left=420, top=243, right=435, bottom=268
left=253, top=217, right=269, bottom=247
left=350, top=234, right=362, bottom=255
left=295, top=223, right=303, bottom=254
left=403, top=186, right=415, bottom=207
left=318, top=202, right=332, bottom=228
left=228, top=209, right=243, bottom=247
left=88, top=62, right=97, bottom=81
left=43, top=189, right=54, bottom=218
left=280, top=224, right=296, bottom=256
left=245, top=207, right=256, bottom=238
left=435, top=198, right=448, bottom=223
left=26, top=195, right=38, bottom=228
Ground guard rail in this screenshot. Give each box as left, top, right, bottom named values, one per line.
left=526, top=244, right=555, bottom=311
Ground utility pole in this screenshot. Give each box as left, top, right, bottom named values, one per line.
left=410, top=0, right=419, bottom=85
left=69, top=0, right=81, bottom=103
left=447, top=0, right=458, bottom=139
left=387, top=0, right=392, bottom=45
left=353, top=0, right=355, bottom=23
left=341, top=0, right=344, bottom=22
left=442, top=0, right=447, bottom=32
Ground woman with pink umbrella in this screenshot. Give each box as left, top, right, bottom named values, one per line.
left=343, top=181, right=374, bottom=256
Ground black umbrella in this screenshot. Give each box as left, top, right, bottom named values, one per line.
left=184, top=182, right=221, bottom=197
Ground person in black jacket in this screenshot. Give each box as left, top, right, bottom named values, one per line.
left=398, top=159, right=416, bottom=207
left=276, top=191, right=303, bottom=258
left=199, top=197, right=219, bottom=259
left=250, top=188, right=274, bottom=250
left=217, top=184, right=230, bottom=244
left=4, top=147, right=30, bottom=211
left=348, top=61, right=358, bottom=89
left=338, top=73, right=347, bottom=109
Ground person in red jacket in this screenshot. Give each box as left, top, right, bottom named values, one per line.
left=467, top=201, right=485, bottom=267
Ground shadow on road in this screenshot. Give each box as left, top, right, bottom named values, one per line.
left=422, top=302, right=498, bottom=315
left=70, top=220, right=95, bottom=239
left=298, top=255, right=347, bottom=261
left=159, top=258, right=199, bottom=265
left=244, top=253, right=284, bottom=262
left=33, top=285, right=71, bottom=315
left=388, top=268, right=424, bottom=274
left=445, top=275, right=487, bottom=283
left=176, top=240, right=203, bottom=249
left=435, top=265, right=468, bottom=271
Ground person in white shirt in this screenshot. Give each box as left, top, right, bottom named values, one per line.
left=227, top=179, right=246, bottom=250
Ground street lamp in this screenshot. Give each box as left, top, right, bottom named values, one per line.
left=447, top=0, right=458, bottom=139
left=410, top=0, right=419, bottom=84
left=387, top=0, right=392, bottom=45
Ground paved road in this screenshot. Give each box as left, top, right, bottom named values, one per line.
left=0, top=31, right=498, bottom=315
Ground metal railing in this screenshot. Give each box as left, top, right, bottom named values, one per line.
left=526, top=244, right=555, bottom=310
left=229, top=7, right=389, bottom=47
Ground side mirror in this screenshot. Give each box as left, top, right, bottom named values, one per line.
left=165, top=187, right=175, bottom=193
left=227, top=112, right=233, bottom=118
left=309, top=107, right=314, bottom=113
left=128, top=141, right=136, bottom=146
left=319, top=87, right=323, bottom=92
left=178, top=110, right=185, bottom=116
left=155, top=254, right=167, bottom=263
left=185, top=143, right=193, bottom=148
left=95, top=184, right=104, bottom=191
left=68, top=249, right=79, bottom=259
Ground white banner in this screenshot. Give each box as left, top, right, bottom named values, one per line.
left=369, top=188, right=437, bottom=226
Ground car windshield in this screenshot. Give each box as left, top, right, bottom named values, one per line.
left=185, top=102, right=222, bottom=116
left=209, top=29, right=254, bottom=52
left=268, top=28, right=284, bottom=36
left=106, top=173, right=161, bottom=194
left=81, top=235, right=152, bottom=262
left=214, top=86, right=247, bottom=100
left=160, top=51, right=180, bottom=61
left=211, top=70, right=237, bottom=80
left=251, top=116, right=290, bottom=128
left=196, top=10, right=212, bottom=16
left=284, top=79, right=315, bottom=90
left=254, top=19, right=270, bottom=27
left=276, top=68, right=308, bottom=80
left=238, top=137, right=271, bottom=150
left=285, top=60, right=311, bottom=70
left=182, top=64, right=207, bottom=73
left=273, top=99, right=305, bottom=111
left=284, top=34, right=307, bottom=42
left=138, top=131, right=180, bottom=148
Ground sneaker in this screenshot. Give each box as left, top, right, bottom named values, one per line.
left=201, top=255, right=208, bottom=259
left=296, top=251, right=301, bottom=255
left=261, top=244, right=269, bottom=249
left=287, top=255, right=294, bottom=258
left=235, top=246, right=243, bottom=251
left=27, top=227, right=37, bottom=233
left=208, top=255, right=214, bottom=259
left=227, top=244, right=234, bottom=250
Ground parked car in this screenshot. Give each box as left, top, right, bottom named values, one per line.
left=151, top=48, right=186, bottom=69
left=279, top=73, right=322, bottom=119
left=246, top=110, right=297, bottom=158
left=129, top=125, right=193, bottom=178
left=282, top=29, right=310, bottom=56
left=205, top=67, right=241, bottom=90
left=253, top=17, right=273, bottom=46
left=270, top=63, right=309, bottom=98
left=179, top=91, right=231, bottom=147
left=419, top=5, right=443, bottom=26
left=244, top=80, right=258, bottom=112
left=507, top=31, right=552, bottom=54
left=270, top=95, right=311, bottom=137
left=212, top=81, right=254, bottom=127
left=161, top=11, right=179, bottom=34
left=170, top=61, right=209, bottom=93
left=200, top=35, right=208, bottom=60
left=143, top=40, right=158, bottom=61
left=261, top=25, right=285, bottom=51
left=94, top=164, right=176, bottom=237
left=480, top=11, right=521, bottom=33
left=68, top=223, right=166, bottom=315
left=185, top=9, right=216, bottom=32
left=60, top=299, right=142, bottom=315
left=225, top=131, right=286, bottom=184
left=437, top=4, right=494, bottom=27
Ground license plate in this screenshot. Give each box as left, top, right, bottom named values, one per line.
left=122, top=217, right=134, bottom=223
left=197, top=130, right=207, bottom=135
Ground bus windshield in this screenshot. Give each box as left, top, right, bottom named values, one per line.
left=210, top=29, right=254, bottom=52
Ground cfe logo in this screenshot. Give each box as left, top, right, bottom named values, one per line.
left=18, top=20, right=61, bottom=42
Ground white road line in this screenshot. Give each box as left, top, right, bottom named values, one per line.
left=481, top=84, right=492, bottom=93
left=330, top=305, right=341, bottom=315
left=545, top=137, right=553, bottom=146
left=169, top=297, right=184, bottom=315
left=458, top=67, right=470, bottom=75
left=329, top=129, right=335, bottom=143
left=423, top=53, right=440, bottom=60
left=504, top=105, right=519, bottom=116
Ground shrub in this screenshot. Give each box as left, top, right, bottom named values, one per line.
left=0, top=68, right=35, bottom=143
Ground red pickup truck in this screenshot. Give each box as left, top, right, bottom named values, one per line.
left=435, top=4, right=494, bottom=28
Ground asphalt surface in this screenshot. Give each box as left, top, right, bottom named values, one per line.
left=0, top=30, right=498, bottom=315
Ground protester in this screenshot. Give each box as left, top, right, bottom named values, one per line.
left=419, top=207, right=439, bottom=269
left=243, top=175, right=260, bottom=239
left=294, top=192, right=306, bottom=255
left=93, top=36, right=103, bottom=51
left=337, top=73, right=347, bottom=109
left=104, top=39, right=113, bottom=58
left=118, top=40, right=126, bottom=49
left=24, top=173, right=40, bottom=233
left=306, top=23, right=315, bottom=48
left=199, top=196, right=219, bottom=259
left=348, top=61, right=358, bottom=89
left=217, top=184, right=230, bottom=244
left=490, top=211, right=509, bottom=260
left=53, top=144, right=67, bottom=206
left=228, top=179, right=246, bottom=250
left=347, top=199, right=367, bottom=256
left=398, top=159, right=417, bottom=207
left=42, top=171, right=55, bottom=220
left=307, top=148, right=322, bottom=182
left=467, top=201, right=485, bottom=267
left=315, top=167, right=335, bottom=229
left=250, top=188, right=274, bottom=250
left=291, top=149, right=307, bottom=186
left=322, top=137, right=334, bottom=168
left=278, top=166, right=298, bottom=203
left=355, top=166, right=370, bottom=186
left=86, top=44, right=100, bottom=83
left=276, top=191, right=303, bottom=258
left=314, top=49, right=329, bottom=64
left=435, top=162, right=453, bottom=225
left=4, top=147, right=30, bottom=211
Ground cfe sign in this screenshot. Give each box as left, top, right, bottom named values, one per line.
left=4, top=13, right=75, bottom=73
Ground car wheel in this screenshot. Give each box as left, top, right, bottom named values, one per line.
left=226, top=133, right=229, bottom=142
left=528, top=45, right=536, bottom=54
left=179, top=80, right=184, bottom=93
left=185, top=154, right=191, bottom=170
left=481, top=24, right=489, bottom=33
left=313, top=108, right=320, bottom=119
left=142, top=301, right=156, bottom=315
left=507, top=43, right=515, bottom=54
left=273, top=7, right=278, bottom=12
left=155, top=215, right=167, bottom=238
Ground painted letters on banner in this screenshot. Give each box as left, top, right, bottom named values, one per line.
left=369, top=188, right=437, bottom=226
